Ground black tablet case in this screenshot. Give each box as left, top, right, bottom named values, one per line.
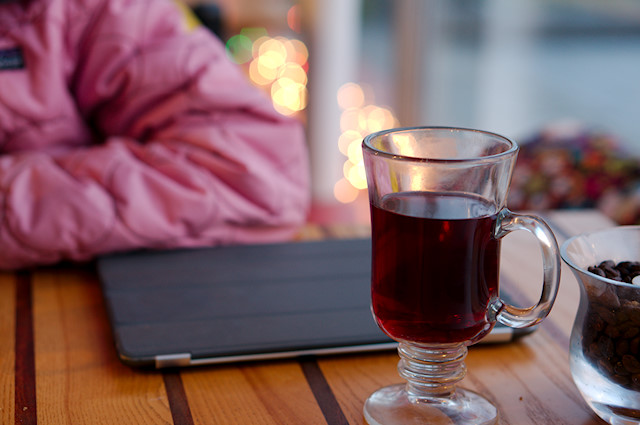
left=97, top=238, right=528, bottom=368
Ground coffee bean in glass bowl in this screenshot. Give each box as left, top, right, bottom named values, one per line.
left=561, top=226, right=640, bottom=425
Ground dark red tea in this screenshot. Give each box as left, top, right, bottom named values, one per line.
left=370, top=191, right=500, bottom=344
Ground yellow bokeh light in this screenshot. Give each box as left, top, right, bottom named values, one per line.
left=334, top=178, right=360, bottom=204
left=277, top=62, right=307, bottom=85
left=257, top=64, right=278, bottom=83
left=347, top=162, right=367, bottom=190
left=257, top=51, right=283, bottom=74
left=249, top=59, right=273, bottom=86
left=241, top=33, right=308, bottom=118
left=258, top=38, right=287, bottom=64
left=284, top=39, right=309, bottom=66
left=336, top=82, right=399, bottom=202
left=338, top=130, right=362, bottom=155
left=235, top=32, right=406, bottom=203
left=251, top=36, right=271, bottom=57
left=340, top=108, right=368, bottom=133
left=365, top=106, right=396, bottom=132
left=337, top=82, right=365, bottom=110
left=343, top=161, right=352, bottom=179
left=347, top=140, right=363, bottom=165
left=271, top=78, right=307, bottom=113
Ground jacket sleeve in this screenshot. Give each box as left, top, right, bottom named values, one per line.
left=0, top=0, right=310, bottom=269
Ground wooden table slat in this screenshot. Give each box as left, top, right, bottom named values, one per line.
left=15, top=271, right=36, bottom=425
left=4, top=209, right=621, bottom=424
left=181, top=360, right=328, bottom=424
left=1, top=272, right=17, bottom=425
left=32, top=268, right=173, bottom=425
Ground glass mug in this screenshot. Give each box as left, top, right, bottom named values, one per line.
left=362, top=127, right=561, bottom=425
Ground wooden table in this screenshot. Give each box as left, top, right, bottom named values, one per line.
left=2, top=209, right=617, bottom=424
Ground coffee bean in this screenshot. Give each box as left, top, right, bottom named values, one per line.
left=589, top=260, right=640, bottom=285
left=617, top=339, right=630, bottom=356
left=605, top=324, right=621, bottom=339
left=632, top=374, right=640, bottom=389
left=614, top=360, right=630, bottom=376
left=598, top=358, right=615, bottom=375
left=624, top=327, right=640, bottom=339
left=623, top=355, right=640, bottom=374
left=589, top=266, right=606, bottom=278
left=598, top=336, right=615, bottom=358
left=581, top=259, right=640, bottom=391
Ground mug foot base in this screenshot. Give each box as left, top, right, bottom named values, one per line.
left=363, top=384, right=497, bottom=425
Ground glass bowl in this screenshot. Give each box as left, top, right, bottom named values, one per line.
left=561, top=226, right=640, bottom=425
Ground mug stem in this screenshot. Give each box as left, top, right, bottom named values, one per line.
left=364, top=342, right=498, bottom=425
left=397, top=342, right=467, bottom=399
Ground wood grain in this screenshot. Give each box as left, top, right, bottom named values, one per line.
left=181, top=359, right=328, bottom=424
left=1, top=271, right=16, bottom=425
left=317, top=352, right=399, bottom=424
left=31, top=267, right=173, bottom=425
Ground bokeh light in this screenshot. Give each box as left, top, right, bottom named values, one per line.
left=334, top=177, right=360, bottom=204
left=287, top=5, right=302, bottom=33
left=225, top=34, right=253, bottom=64
left=337, top=82, right=365, bottom=110
left=226, top=29, right=309, bottom=116
left=335, top=82, right=399, bottom=202
left=226, top=28, right=399, bottom=203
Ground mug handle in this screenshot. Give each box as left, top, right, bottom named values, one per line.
left=488, top=209, right=561, bottom=328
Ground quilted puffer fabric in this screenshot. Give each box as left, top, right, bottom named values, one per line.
left=0, top=0, right=310, bottom=269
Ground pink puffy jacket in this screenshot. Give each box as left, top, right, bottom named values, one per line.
left=0, top=0, right=310, bottom=269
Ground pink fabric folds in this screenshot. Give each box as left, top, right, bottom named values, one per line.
left=0, top=0, right=310, bottom=269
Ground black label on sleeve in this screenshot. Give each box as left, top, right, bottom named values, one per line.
left=0, top=47, right=25, bottom=70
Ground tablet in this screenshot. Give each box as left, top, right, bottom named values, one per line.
left=96, top=238, right=534, bottom=368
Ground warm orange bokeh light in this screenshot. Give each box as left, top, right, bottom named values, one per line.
left=287, top=5, right=302, bottom=33
left=337, top=82, right=365, bottom=110
left=227, top=30, right=399, bottom=202
left=228, top=32, right=309, bottom=117
left=337, top=82, right=399, bottom=201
